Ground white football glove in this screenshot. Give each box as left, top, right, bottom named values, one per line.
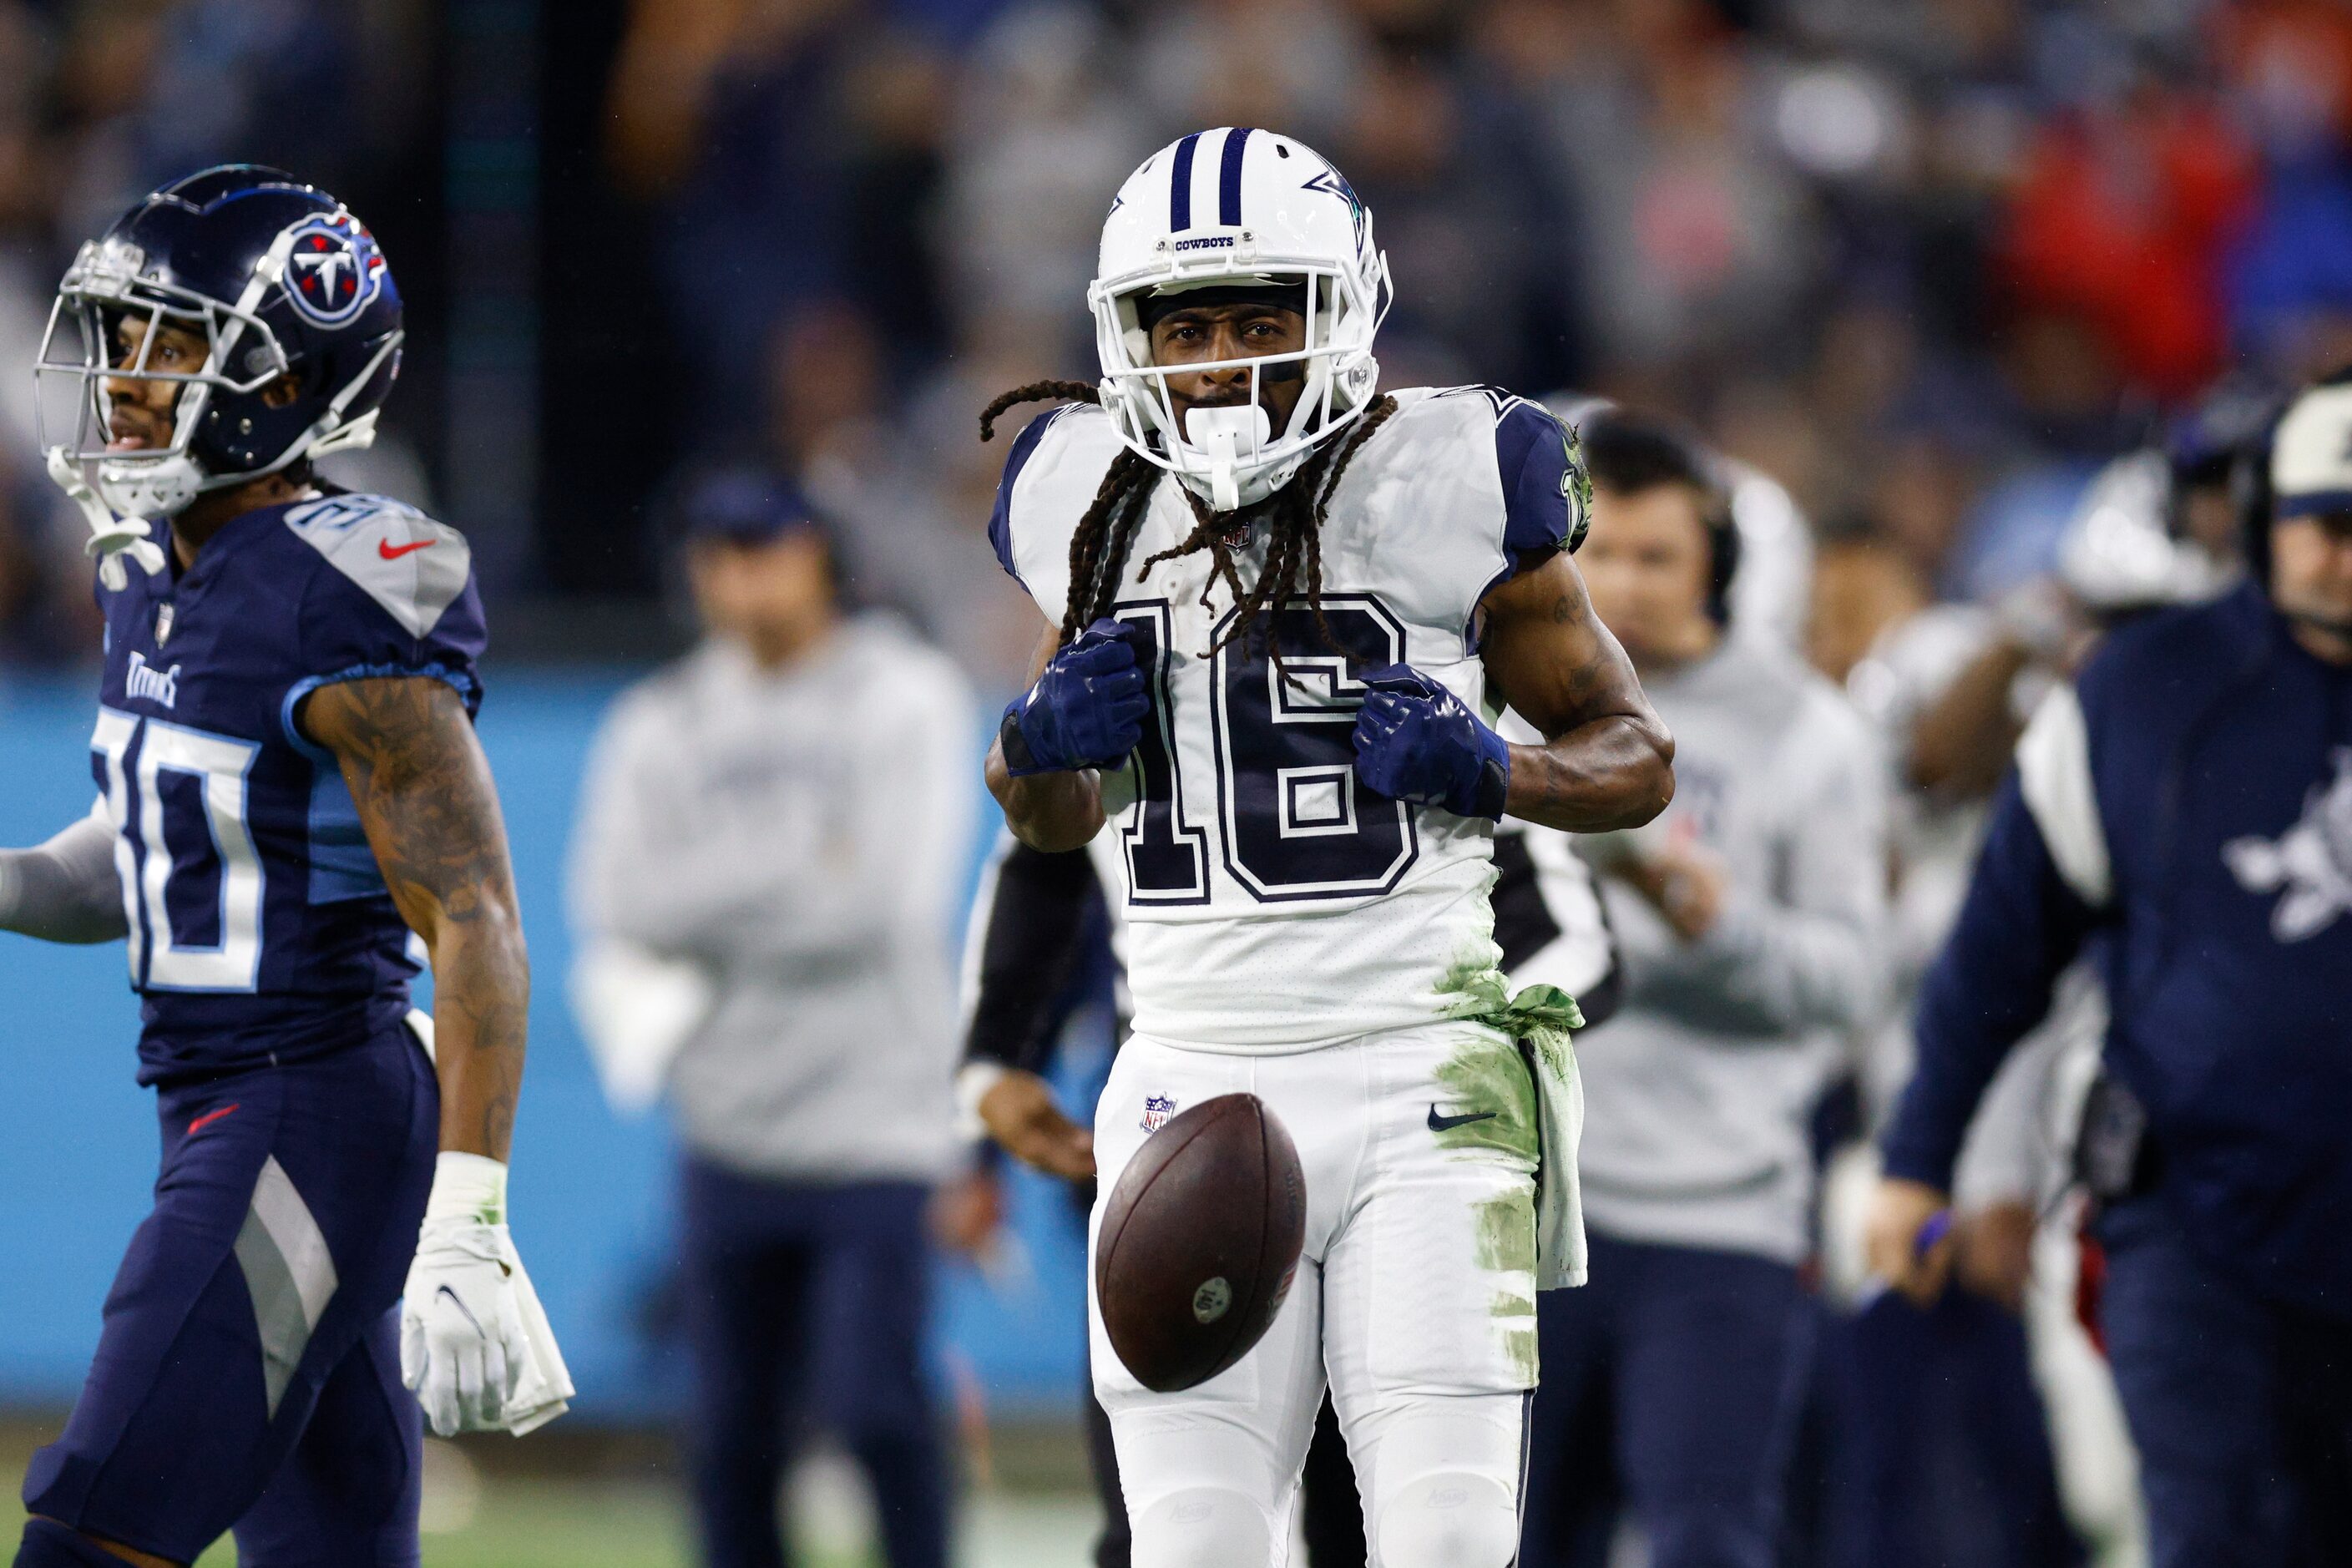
left=401, top=1151, right=573, bottom=1437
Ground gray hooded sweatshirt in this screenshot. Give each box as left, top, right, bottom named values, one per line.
left=569, top=615, right=976, bottom=1183
left=1575, top=639, right=1892, bottom=1264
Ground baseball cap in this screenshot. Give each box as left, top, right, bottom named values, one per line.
left=2269, top=381, right=2352, bottom=519
left=680, top=468, right=823, bottom=545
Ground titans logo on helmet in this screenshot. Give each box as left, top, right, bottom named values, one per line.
left=282, top=214, right=387, bottom=328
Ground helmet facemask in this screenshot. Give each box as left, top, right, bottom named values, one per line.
left=1090, top=250, right=1390, bottom=513
left=35, top=230, right=397, bottom=521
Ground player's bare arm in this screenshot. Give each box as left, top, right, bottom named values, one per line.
left=1479, top=550, right=1675, bottom=832
left=301, top=675, right=529, bottom=1159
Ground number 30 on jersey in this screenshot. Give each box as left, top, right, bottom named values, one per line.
left=91, top=708, right=265, bottom=991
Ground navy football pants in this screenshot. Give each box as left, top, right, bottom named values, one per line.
left=679, top=1159, right=948, bottom=1568
left=1519, top=1230, right=1813, bottom=1568
left=17, top=1024, right=438, bottom=1567
left=2098, top=1194, right=2352, bottom=1568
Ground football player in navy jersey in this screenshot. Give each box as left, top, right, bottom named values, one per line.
left=0, top=167, right=566, bottom=1568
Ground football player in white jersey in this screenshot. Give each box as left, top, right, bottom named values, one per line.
left=979, top=128, right=1674, bottom=1568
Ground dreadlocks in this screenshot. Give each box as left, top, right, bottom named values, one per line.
left=979, top=381, right=1402, bottom=655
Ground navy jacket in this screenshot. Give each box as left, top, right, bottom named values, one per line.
left=1883, top=583, right=2352, bottom=1317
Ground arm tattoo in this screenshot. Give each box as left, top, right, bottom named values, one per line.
left=1480, top=554, right=1675, bottom=832
left=303, top=676, right=529, bottom=1159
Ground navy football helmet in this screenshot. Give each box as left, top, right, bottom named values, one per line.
left=36, top=165, right=403, bottom=523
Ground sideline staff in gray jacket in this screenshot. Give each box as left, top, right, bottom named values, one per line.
left=1518, top=416, right=1890, bottom=1568
left=568, top=472, right=975, bottom=1568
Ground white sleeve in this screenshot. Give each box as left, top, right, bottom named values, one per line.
left=563, top=691, right=715, bottom=1112
left=890, top=653, right=981, bottom=943
left=0, top=804, right=129, bottom=945
left=564, top=689, right=676, bottom=950
left=2015, top=684, right=2112, bottom=908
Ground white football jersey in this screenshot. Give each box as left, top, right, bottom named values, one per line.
left=992, top=386, right=1584, bottom=1050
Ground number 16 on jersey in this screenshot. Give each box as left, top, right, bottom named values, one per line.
left=1108, top=594, right=1421, bottom=909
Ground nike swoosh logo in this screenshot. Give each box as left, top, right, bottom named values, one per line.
left=187, top=1103, right=240, bottom=1135
left=1428, top=1105, right=1498, bottom=1132
left=435, top=1282, right=486, bottom=1337
left=378, top=537, right=436, bottom=560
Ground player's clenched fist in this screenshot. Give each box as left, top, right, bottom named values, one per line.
left=999, top=618, right=1149, bottom=776
left=1351, top=664, right=1511, bottom=819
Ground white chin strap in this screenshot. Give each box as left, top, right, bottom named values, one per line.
left=47, top=447, right=167, bottom=591
left=96, top=451, right=206, bottom=521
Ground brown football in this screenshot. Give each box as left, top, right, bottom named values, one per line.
left=1095, top=1092, right=1308, bottom=1393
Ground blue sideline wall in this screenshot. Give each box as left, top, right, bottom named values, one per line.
left=0, top=670, right=1092, bottom=1422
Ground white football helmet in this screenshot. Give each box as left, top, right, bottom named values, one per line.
left=2059, top=449, right=2233, bottom=611
left=1089, top=128, right=1392, bottom=512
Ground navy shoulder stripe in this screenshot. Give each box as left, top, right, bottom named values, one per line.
left=989, top=406, right=1065, bottom=585
left=1494, top=397, right=1574, bottom=558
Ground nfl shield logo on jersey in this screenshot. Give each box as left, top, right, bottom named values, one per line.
left=1141, top=1095, right=1178, bottom=1134
left=154, top=603, right=174, bottom=645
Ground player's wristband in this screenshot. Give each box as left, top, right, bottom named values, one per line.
left=424, top=1151, right=509, bottom=1228
left=998, top=701, right=1043, bottom=776
left=1467, top=724, right=1511, bottom=820
left=954, top=1060, right=1010, bottom=1141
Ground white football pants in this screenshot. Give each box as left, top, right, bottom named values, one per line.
left=1090, top=1023, right=1540, bottom=1568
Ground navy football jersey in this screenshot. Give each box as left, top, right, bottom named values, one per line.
left=90, top=492, right=486, bottom=1081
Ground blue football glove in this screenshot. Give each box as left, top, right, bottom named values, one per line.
left=1351, top=664, right=1512, bottom=819
left=999, top=619, right=1149, bottom=776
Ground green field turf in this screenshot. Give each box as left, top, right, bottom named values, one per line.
left=1, top=1483, right=1100, bottom=1567
left=4, top=1476, right=723, bottom=1568
left=2, top=1443, right=1099, bottom=1567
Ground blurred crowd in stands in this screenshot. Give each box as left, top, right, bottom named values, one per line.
left=0, top=0, right=433, bottom=664
left=593, top=0, right=2352, bottom=690
left=0, top=0, right=2340, bottom=690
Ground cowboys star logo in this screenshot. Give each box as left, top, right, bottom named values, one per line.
left=2223, top=748, right=2352, bottom=942
left=1302, top=167, right=1367, bottom=255
left=281, top=215, right=387, bottom=327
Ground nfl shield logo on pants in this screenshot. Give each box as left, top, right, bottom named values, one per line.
left=1141, top=1095, right=1176, bottom=1134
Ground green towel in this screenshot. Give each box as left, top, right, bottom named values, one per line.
left=1439, top=968, right=1590, bottom=1290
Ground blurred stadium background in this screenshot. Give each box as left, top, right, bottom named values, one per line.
left=0, top=0, right=2344, bottom=1562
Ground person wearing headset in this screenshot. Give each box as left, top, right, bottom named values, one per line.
left=1519, top=413, right=1892, bottom=1568
left=1869, top=372, right=2352, bottom=1567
